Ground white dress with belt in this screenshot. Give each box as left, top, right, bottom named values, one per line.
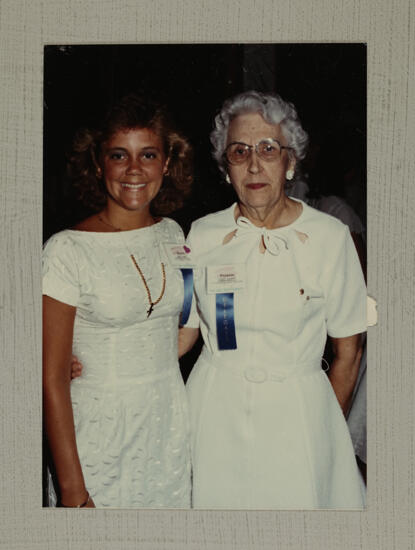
left=185, top=199, right=367, bottom=509
left=43, top=218, right=191, bottom=508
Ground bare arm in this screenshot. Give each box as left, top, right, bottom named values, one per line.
left=43, top=295, right=94, bottom=507
left=178, top=327, right=199, bottom=358
left=328, top=334, right=363, bottom=415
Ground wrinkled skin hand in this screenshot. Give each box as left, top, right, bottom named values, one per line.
left=70, top=355, right=83, bottom=379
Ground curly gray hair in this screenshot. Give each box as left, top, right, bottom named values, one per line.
left=210, top=90, right=309, bottom=176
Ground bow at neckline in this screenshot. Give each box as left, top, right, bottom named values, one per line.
left=235, top=216, right=290, bottom=256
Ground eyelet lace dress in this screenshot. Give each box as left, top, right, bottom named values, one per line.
left=43, top=218, right=191, bottom=508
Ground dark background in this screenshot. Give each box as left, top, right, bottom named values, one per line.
left=43, top=43, right=366, bottom=241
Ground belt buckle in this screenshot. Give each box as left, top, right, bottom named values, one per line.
left=244, top=367, right=267, bottom=383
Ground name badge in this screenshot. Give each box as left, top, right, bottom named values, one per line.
left=206, top=264, right=245, bottom=294
left=162, top=243, right=196, bottom=268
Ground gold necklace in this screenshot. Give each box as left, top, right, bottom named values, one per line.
left=98, top=214, right=155, bottom=231
left=98, top=215, right=121, bottom=231
left=98, top=214, right=166, bottom=318
left=130, top=254, right=166, bottom=318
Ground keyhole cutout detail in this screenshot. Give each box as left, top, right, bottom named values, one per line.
left=259, top=235, right=266, bottom=254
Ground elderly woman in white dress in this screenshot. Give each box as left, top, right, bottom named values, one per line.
left=180, top=90, right=367, bottom=509
left=43, top=93, right=193, bottom=508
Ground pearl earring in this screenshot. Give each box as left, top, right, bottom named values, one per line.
left=225, top=174, right=231, bottom=184
left=286, top=169, right=294, bottom=181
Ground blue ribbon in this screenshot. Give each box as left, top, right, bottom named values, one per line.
left=180, top=268, right=193, bottom=326
left=216, top=293, right=237, bottom=350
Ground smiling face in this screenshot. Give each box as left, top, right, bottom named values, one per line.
left=226, top=112, right=296, bottom=214
left=98, top=127, right=169, bottom=215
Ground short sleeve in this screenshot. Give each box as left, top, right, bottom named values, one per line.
left=164, top=217, right=185, bottom=242
left=182, top=223, right=200, bottom=329
left=322, top=225, right=367, bottom=337
left=42, top=233, right=80, bottom=306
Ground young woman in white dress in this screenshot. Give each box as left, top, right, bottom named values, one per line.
left=180, top=91, right=367, bottom=509
left=43, top=93, right=193, bottom=508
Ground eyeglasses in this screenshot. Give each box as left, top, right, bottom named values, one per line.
left=223, top=138, right=292, bottom=166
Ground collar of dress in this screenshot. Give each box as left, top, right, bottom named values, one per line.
left=221, top=202, right=309, bottom=256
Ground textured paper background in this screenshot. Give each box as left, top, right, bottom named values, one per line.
left=1, top=1, right=414, bottom=549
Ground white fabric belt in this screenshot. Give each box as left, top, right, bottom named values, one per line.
left=200, top=349, right=323, bottom=384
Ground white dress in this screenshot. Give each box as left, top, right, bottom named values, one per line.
left=184, top=200, right=367, bottom=509
left=43, top=218, right=191, bottom=508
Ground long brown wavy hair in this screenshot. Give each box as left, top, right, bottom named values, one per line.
left=67, top=93, right=193, bottom=216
